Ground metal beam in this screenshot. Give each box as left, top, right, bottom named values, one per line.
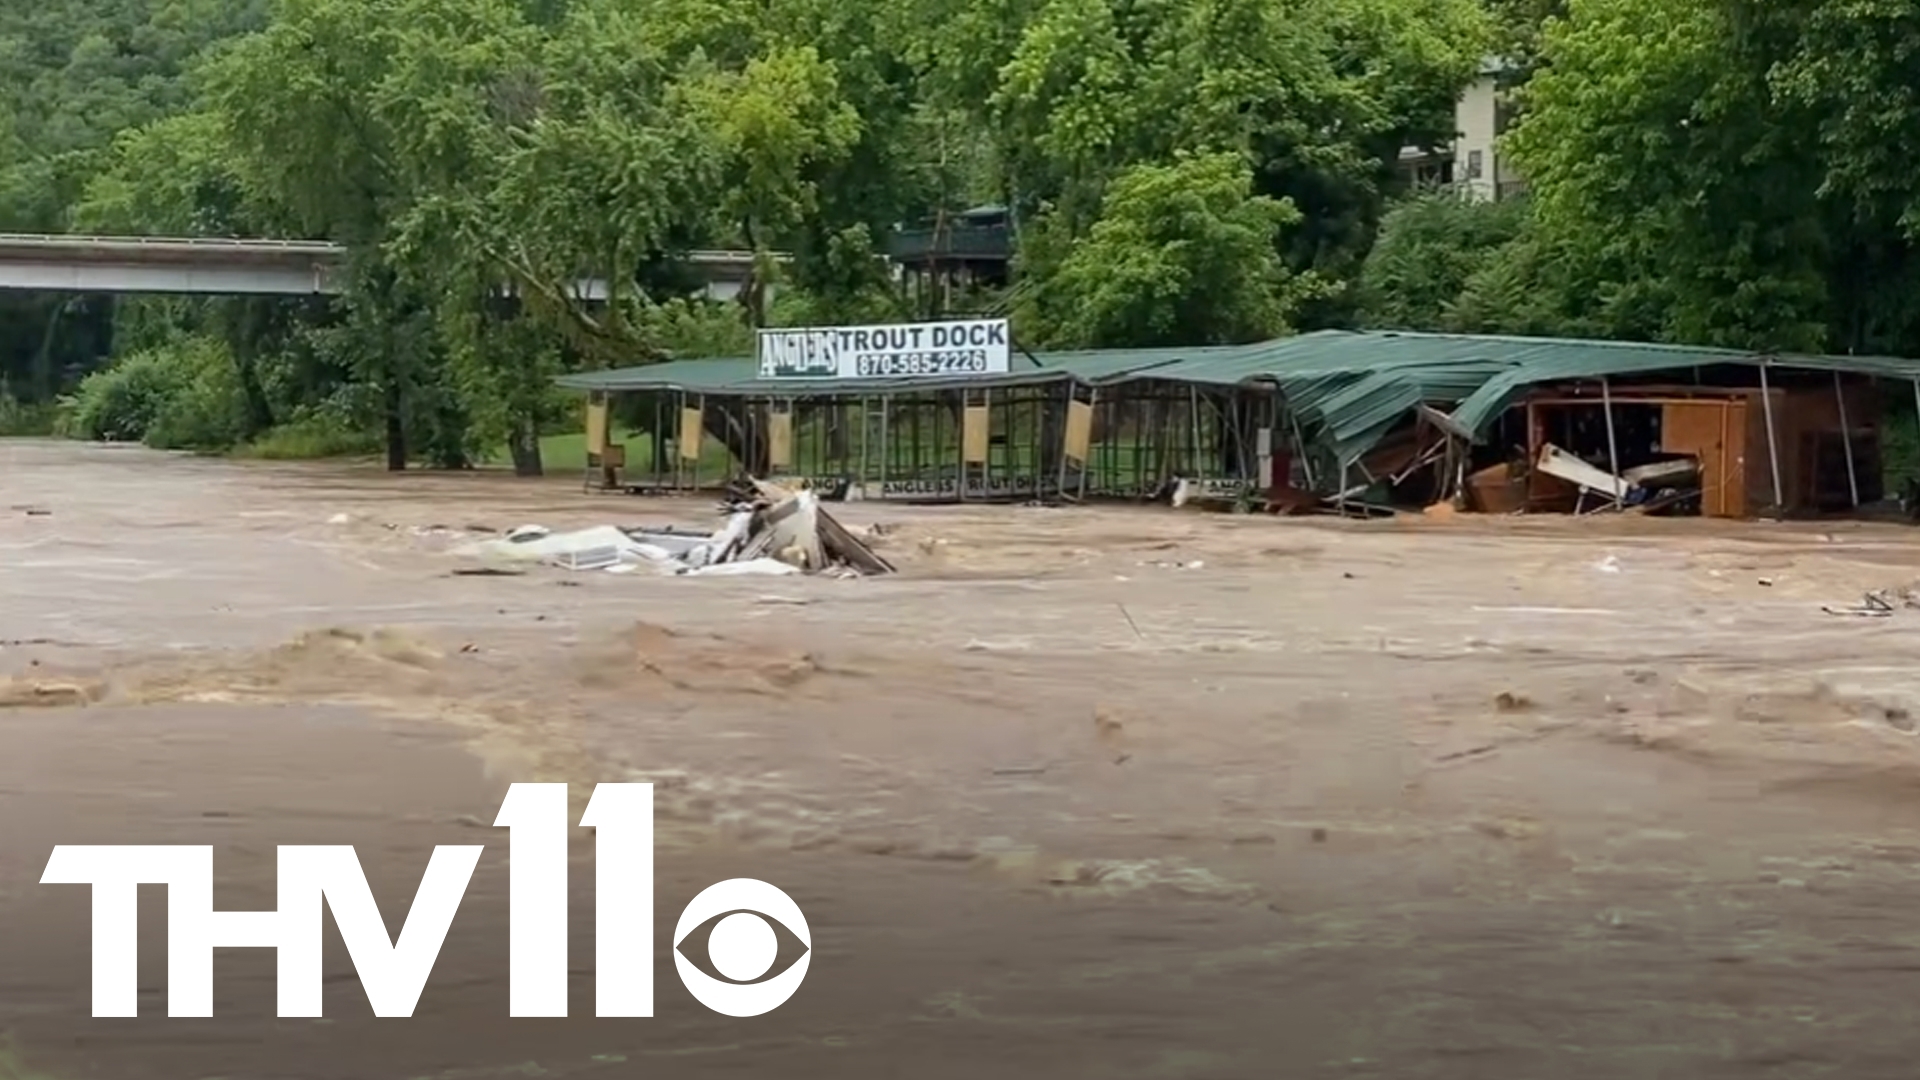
left=0, top=260, right=339, bottom=295
left=0, top=233, right=773, bottom=298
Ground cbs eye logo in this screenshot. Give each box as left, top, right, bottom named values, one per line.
left=672, top=879, right=812, bottom=1016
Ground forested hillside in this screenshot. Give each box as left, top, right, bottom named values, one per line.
left=4, top=0, right=1920, bottom=475
left=0, top=0, right=270, bottom=431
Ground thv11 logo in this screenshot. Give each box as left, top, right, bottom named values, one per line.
left=39, top=782, right=810, bottom=1019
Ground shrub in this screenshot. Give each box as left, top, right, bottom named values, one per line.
left=60, top=350, right=187, bottom=443
left=236, top=413, right=381, bottom=459
left=59, top=338, right=247, bottom=449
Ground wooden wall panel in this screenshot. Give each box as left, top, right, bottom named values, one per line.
left=1661, top=400, right=1745, bottom=518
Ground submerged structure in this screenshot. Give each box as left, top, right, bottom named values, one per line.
left=556, top=321, right=1920, bottom=520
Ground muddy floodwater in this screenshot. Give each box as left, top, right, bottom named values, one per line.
left=9, top=438, right=1920, bottom=1078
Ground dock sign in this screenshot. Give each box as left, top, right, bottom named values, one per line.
left=757, top=318, right=1012, bottom=380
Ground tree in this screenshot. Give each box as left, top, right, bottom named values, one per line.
left=1501, top=0, right=1898, bottom=353
left=1021, top=152, right=1315, bottom=348
left=679, top=45, right=863, bottom=323
left=1357, top=191, right=1528, bottom=332
left=980, top=0, right=1489, bottom=330
left=13, top=0, right=1614, bottom=466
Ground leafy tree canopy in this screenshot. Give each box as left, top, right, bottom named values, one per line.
left=13, top=0, right=1920, bottom=476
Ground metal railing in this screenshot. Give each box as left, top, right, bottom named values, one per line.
left=886, top=227, right=1014, bottom=263
left=0, top=233, right=779, bottom=267
left=0, top=232, right=342, bottom=254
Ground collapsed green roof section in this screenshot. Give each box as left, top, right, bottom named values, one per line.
left=1445, top=340, right=1920, bottom=432
left=1113, top=332, right=1530, bottom=465
left=557, top=330, right=1920, bottom=467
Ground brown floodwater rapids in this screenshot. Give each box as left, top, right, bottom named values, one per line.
left=8, top=437, right=1920, bottom=1078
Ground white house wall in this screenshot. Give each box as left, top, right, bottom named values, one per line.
left=1452, top=75, right=1500, bottom=201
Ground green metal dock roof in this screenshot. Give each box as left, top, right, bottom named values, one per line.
left=1446, top=341, right=1920, bottom=433
left=1119, top=330, right=1920, bottom=462
left=558, top=356, right=759, bottom=393
left=556, top=329, right=1920, bottom=465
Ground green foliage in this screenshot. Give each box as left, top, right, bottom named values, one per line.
left=72, top=112, right=255, bottom=235
left=644, top=298, right=758, bottom=360
left=1358, top=191, right=1528, bottom=332
left=56, top=332, right=389, bottom=458
left=57, top=353, right=178, bottom=443
left=1022, top=153, right=1316, bottom=348
left=1490, top=0, right=1920, bottom=355
left=1341, top=0, right=1920, bottom=371
left=766, top=225, right=904, bottom=326
left=17, top=0, right=1920, bottom=476
left=1, top=0, right=1497, bottom=470
left=0, top=0, right=271, bottom=234
left=685, top=44, right=865, bottom=247
left=0, top=394, right=58, bottom=436
left=58, top=337, right=245, bottom=448
left=233, top=414, right=383, bottom=460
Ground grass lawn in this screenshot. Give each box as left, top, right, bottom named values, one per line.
left=509, top=430, right=737, bottom=476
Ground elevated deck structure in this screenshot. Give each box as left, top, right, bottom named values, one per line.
left=0, top=233, right=767, bottom=300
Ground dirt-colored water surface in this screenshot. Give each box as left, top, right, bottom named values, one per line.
left=7, top=438, right=1920, bottom=1078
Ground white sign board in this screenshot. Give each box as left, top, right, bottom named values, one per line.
left=757, top=319, right=1012, bottom=380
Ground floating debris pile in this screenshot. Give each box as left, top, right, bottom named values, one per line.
left=454, top=479, right=894, bottom=578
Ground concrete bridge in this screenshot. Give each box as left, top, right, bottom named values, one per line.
left=0, top=233, right=765, bottom=300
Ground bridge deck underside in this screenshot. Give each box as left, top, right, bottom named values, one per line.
left=0, top=261, right=756, bottom=302
left=0, top=260, right=338, bottom=295
left=0, top=234, right=752, bottom=299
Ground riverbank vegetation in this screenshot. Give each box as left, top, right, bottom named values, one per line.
left=5, top=0, right=1920, bottom=475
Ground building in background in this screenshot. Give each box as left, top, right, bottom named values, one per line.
left=884, top=203, right=1014, bottom=316
left=1398, top=56, right=1525, bottom=201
